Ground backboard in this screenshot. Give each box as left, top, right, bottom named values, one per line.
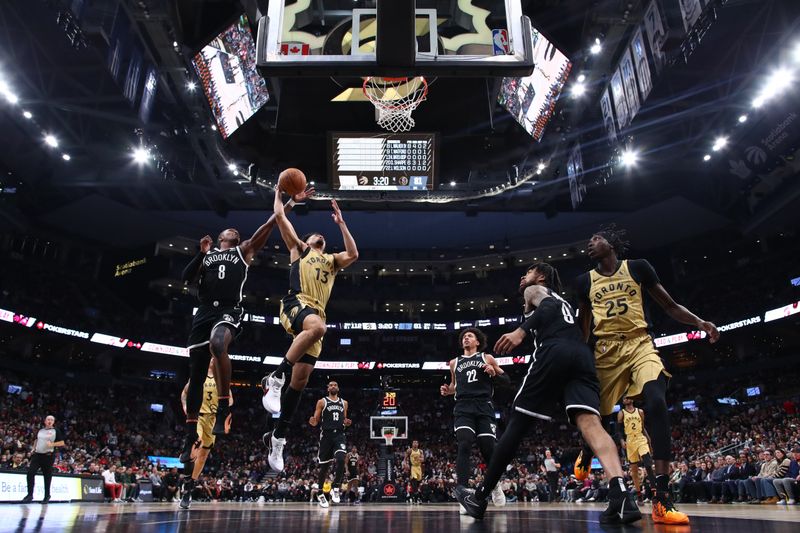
left=369, top=416, right=409, bottom=441
left=256, top=0, right=533, bottom=77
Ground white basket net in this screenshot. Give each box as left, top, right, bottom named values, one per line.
left=363, top=77, right=428, bottom=132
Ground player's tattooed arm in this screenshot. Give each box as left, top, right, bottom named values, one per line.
left=309, top=398, right=324, bottom=427
left=494, top=286, right=548, bottom=354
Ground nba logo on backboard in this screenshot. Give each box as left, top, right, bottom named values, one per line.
left=280, top=43, right=310, bottom=56
left=492, top=29, right=509, bottom=55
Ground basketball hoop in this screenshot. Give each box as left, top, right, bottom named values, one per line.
left=363, top=77, right=428, bottom=132
left=382, top=426, right=397, bottom=446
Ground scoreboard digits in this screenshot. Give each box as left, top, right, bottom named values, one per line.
left=330, top=132, right=436, bottom=191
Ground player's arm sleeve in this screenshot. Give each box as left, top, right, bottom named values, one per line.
left=181, top=252, right=205, bottom=284
left=574, top=273, right=591, bottom=303
left=628, top=259, right=660, bottom=288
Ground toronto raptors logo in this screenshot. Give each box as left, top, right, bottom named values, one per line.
left=383, top=483, right=396, bottom=496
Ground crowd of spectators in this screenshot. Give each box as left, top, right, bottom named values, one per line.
left=2, top=363, right=798, bottom=505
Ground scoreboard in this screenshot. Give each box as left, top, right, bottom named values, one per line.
left=330, top=132, right=436, bottom=191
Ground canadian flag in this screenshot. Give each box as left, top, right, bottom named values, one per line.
left=280, top=43, right=310, bottom=56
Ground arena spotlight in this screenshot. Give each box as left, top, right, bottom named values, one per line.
left=22, top=110, right=32, bottom=119
left=571, top=81, right=586, bottom=98
left=61, top=153, right=71, bottom=161
left=753, top=68, right=793, bottom=107
left=738, top=114, right=748, bottom=123
left=4, top=91, right=19, bottom=104
left=577, top=74, right=586, bottom=83
left=44, top=134, right=58, bottom=148
left=703, top=154, right=711, bottom=162
left=227, top=163, right=236, bottom=172
left=712, top=137, right=728, bottom=151
left=590, top=38, right=602, bottom=55
left=620, top=149, right=638, bottom=167
left=186, top=81, right=197, bottom=92
left=449, top=180, right=456, bottom=186
left=132, top=147, right=150, bottom=164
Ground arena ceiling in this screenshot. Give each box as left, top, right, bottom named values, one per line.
left=1, top=0, right=799, bottom=251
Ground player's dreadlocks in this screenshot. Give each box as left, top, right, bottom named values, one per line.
left=526, top=262, right=564, bottom=294
left=595, top=224, right=630, bottom=257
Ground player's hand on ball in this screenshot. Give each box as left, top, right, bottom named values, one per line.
left=309, top=417, right=318, bottom=427
left=294, top=186, right=316, bottom=202
left=200, top=235, right=213, bottom=253
left=698, top=320, right=720, bottom=344
left=344, top=418, right=352, bottom=427
left=494, top=328, right=527, bottom=354
left=331, top=199, right=344, bottom=225
left=482, top=364, right=498, bottom=377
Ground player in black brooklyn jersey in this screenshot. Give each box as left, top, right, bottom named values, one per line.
left=309, top=381, right=351, bottom=508
left=440, top=328, right=509, bottom=509
left=456, top=263, right=641, bottom=524
left=178, top=187, right=314, bottom=462
left=345, top=446, right=360, bottom=503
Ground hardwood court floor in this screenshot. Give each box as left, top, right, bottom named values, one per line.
left=4, top=500, right=800, bottom=532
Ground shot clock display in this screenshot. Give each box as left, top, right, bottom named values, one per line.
left=330, top=132, right=436, bottom=191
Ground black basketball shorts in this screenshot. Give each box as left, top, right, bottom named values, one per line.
left=512, top=340, right=601, bottom=425
left=187, top=304, right=243, bottom=349
left=453, top=399, right=497, bottom=438
left=317, top=430, right=347, bottom=464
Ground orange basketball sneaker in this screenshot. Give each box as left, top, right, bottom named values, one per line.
left=652, top=493, right=690, bottom=525
left=574, top=448, right=592, bottom=481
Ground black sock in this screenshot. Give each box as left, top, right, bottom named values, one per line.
left=274, top=358, right=294, bottom=379
left=274, top=385, right=303, bottom=439
left=183, top=463, right=194, bottom=476
left=185, top=421, right=198, bottom=437
left=656, top=474, right=669, bottom=494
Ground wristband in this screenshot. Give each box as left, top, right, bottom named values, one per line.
left=286, top=199, right=296, bottom=208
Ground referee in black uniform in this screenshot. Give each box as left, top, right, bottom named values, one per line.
left=22, top=415, right=65, bottom=503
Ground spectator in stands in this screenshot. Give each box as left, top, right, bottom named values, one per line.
left=148, top=467, right=163, bottom=501
left=736, top=452, right=758, bottom=502
left=718, top=455, right=739, bottom=504
left=102, top=465, right=123, bottom=502
left=745, top=449, right=779, bottom=504
left=163, top=467, right=180, bottom=502
left=772, top=449, right=796, bottom=504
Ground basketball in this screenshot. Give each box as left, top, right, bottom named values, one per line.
left=278, top=168, right=307, bottom=196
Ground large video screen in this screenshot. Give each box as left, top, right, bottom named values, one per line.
left=192, top=15, right=269, bottom=139
left=329, top=132, right=436, bottom=191
left=497, top=27, right=571, bottom=141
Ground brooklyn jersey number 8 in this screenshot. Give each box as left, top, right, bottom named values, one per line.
left=561, top=302, right=574, bottom=324
left=218, top=265, right=226, bottom=279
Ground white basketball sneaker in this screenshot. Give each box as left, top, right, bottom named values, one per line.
left=267, top=434, right=286, bottom=472
left=332, top=488, right=341, bottom=504
left=317, top=494, right=329, bottom=508
left=261, top=372, right=285, bottom=413
left=491, top=484, right=506, bottom=507
left=459, top=503, right=468, bottom=515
